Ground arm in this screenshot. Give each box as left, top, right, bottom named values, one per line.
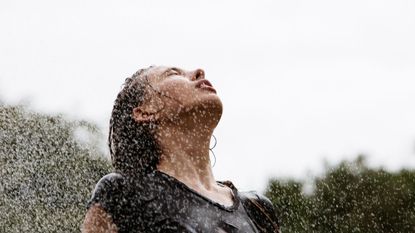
left=82, top=203, right=118, bottom=233
left=83, top=173, right=125, bottom=233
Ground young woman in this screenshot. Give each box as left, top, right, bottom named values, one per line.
left=82, top=66, right=280, bottom=233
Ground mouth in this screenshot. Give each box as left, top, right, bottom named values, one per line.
left=195, top=79, right=217, bottom=94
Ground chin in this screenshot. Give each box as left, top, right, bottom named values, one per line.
left=199, top=96, right=223, bottom=123
left=184, top=94, right=222, bottom=121
left=202, top=94, right=223, bottom=111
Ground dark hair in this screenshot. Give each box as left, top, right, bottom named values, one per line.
left=108, top=67, right=161, bottom=176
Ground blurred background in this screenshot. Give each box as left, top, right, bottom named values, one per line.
left=1, top=0, right=414, bottom=232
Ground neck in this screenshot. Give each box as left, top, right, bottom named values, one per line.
left=155, top=121, right=217, bottom=190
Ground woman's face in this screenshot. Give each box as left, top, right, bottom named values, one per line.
left=138, top=66, right=223, bottom=125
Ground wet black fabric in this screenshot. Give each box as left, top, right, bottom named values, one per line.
left=87, top=171, right=279, bottom=233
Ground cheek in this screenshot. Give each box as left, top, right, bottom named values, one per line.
left=160, top=80, right=196, bottom=100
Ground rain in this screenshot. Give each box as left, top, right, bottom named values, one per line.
left=1, top=0, right=415, bottom=232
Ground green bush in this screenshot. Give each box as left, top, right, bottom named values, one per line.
left=265, top=156, right=415, bottom=233
left=0, top=104, right=111, bottom=232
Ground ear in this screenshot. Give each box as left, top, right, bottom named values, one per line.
left=133, top=107, right=155, bottom=123
left=132, top=95, right=165, bottom=123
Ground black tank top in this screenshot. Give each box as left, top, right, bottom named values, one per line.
left=87, top=171, right=280, bottom=233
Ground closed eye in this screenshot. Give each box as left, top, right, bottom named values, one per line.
left=167, top=68, right=183, bottom=76
left=159, top=67, right=184, bottom=80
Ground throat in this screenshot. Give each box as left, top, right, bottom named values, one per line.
left=155, top=125, right=216, bottom=188
left=157, top=154, right=216, bottom=190
left=154, top=117, right=221, bottom=197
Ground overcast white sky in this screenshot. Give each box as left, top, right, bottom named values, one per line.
left=1, top=0, right=415, bottom=192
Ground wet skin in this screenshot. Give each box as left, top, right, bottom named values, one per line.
left=83, top=66, right=280, bottom=233
left=82, top=66, right=234, bottom=233
left=133, top=66, right=233, bottom=206
left=134, top=66, right=223, bottom=129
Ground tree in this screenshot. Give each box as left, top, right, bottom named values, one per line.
left=0, top=104, right=112, bottom=232
left=265, top=179, right=313, bottom=232
left=265, top=156, right=415, bottom=233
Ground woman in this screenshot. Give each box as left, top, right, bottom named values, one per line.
left=82, top=66, right=280, bottom=233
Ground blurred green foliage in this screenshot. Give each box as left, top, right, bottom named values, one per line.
left=265, top=156, right=415, bottom=233
left=0, top=104, right=111, bottom=232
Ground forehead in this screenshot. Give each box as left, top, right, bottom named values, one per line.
left=142, top=66, right=171, bottom=83
left=146, top=66, right=169, bottom=75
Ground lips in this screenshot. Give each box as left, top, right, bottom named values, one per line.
left=195, top=79, right=213, bottom=88
left=195, top=79, right=217, bottom=93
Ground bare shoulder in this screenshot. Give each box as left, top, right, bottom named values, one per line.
left=82, top=203, right=118, bottom=233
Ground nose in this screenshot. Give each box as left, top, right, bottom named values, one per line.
left=191, top=69, right=205, bottom=81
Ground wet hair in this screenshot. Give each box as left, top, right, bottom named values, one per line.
left=108, top=67, right=161, bottom=176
